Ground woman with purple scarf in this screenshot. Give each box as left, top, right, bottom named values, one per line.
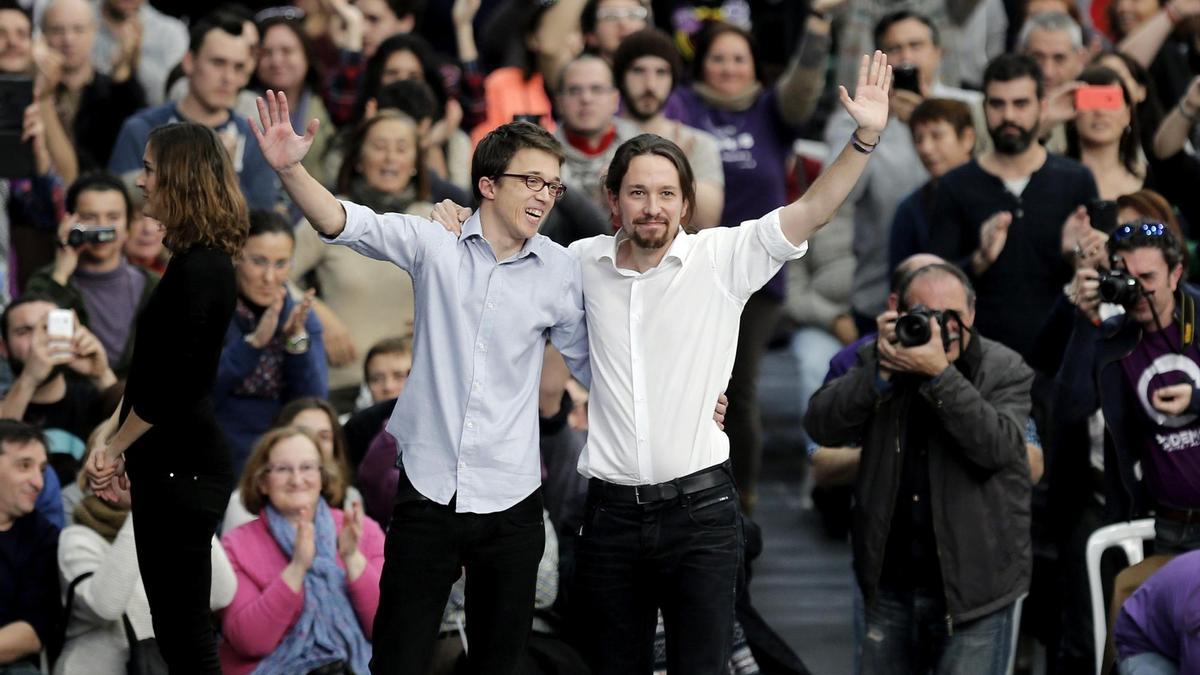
left=220, top=426, right=384, bottom=675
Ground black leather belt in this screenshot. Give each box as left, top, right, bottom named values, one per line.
left=590, top=461, right=732, bottom=504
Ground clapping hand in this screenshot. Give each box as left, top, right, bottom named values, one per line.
left=338, top=502, right=368, bottom=581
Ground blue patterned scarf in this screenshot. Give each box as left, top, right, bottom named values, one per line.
left=252, top=501, right=372, bottom=675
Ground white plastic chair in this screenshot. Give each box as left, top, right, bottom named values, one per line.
left=1085, top=518, right=1156, bottom=675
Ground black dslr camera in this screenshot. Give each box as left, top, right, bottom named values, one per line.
left=66, top=225, right=116, bottom=248
left=1097, top=268, right=1141, bottom=306
left=895, top=306, right=961, bottom=352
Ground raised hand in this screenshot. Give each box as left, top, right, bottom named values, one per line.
left=293, top=517, right=316, bottom=570
left=337, top=501, right=363, bottom=562
left=250, top=90, right=320, bottom=173
left=971, top=211, right=1013, bottom=275
left=839, top=51, right=892, bottom=142
left=247, top=289, right=284, bottom=349
left=281, top=289, right=315, bottom=339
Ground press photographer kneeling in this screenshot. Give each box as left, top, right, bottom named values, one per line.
left=1058, top=222, right=1200, bottom=551
left=806, top=263, right=1033, bottom=673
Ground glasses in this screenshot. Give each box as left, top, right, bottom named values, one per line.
left=596, top=5, right=649, bottom=21
left=497, top=174, right=567, bottom=200
left=1112, top=222, right=1168, bottom=241
left=265, top=462, right=322, bottom=479
left=563, top=84, right=614, bottom=99
left=255, top=5, right=306, bottom=23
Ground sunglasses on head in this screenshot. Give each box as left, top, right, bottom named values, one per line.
left=1111, top=221, right=1168, bottom=241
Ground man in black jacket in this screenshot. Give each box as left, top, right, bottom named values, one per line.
left=806, top=262, right=1033, bottom=675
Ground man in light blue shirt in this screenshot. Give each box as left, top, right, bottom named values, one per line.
left=252, top=92, right=589, bottom=674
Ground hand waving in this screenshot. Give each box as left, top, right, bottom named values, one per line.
left=839, top=51, right=892, bottom=140
left=250, top=90, right=320, bottom=173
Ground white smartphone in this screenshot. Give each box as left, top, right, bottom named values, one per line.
left=46, top=308, right=74, bottom=345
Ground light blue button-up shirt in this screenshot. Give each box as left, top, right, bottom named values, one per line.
left=325, top=200, right=590, bottom=513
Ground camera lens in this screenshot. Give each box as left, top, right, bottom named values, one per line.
left=1098, top=271, right=1141, bottom=306
left=895, top=313, right=932, bottom=347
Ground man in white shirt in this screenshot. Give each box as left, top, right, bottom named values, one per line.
left=567, top=51, right=892, bottom=674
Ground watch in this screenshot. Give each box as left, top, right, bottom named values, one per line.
left=285, top=332, right=310, bottom=355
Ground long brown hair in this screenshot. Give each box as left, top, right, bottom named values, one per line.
left=238, top=426, right=341, bottom=516
left=146, top=122, right=249, bottom=256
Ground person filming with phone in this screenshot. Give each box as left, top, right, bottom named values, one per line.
left=25, top=173, right=157, bottom=378
left=1058, top=222, right=1200, bottom=552
left=0, top=295, right=117, bottom=447
left=806, top=262, right=1034, bottom=674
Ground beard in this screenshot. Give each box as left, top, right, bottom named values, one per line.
left=624, top=90, right=666, bottom=122
left=989, top=121, right=1038, bottom=155
left=628, top=218, right=671, bottom=250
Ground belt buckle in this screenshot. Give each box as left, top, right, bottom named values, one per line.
left=635, top=485, right=647, bottom=505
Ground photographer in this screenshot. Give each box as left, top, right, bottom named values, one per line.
left=805, top=263, right=1033, bottom=674
left=26, top=174, right=157, bottom=378
left=1058, top=222, right=1200, bottom=547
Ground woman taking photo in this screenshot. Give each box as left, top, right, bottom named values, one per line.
left=219, top=426, right=384, bottom=675
left=85, top=121, right=248, bottom=673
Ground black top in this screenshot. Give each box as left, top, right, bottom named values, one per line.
left=343, top=398, right=396, bottom=470
left=122, top=245, right=236, bottom=478
left=929, top=155, right=1099, bottom=359
left=0, top=512, right=60, bottom=651
left=73, top=72, right=147, bottom=172
left=24, top=375, right=104, bottom=443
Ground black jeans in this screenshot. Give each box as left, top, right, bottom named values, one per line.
left=128, top=468, right=231, bottom=675
left=370, top=477, right=546, bottom=675
left=724, top=292, right=782, bottom=512
left=573, top=467, right=742, bottom=675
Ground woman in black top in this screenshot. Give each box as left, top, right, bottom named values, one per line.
left=85, top=122, right=248, bottom=673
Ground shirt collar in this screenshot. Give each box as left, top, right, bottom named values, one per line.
left=461, top=212, right=545, bottom=264
left=598, top=223, right=692, bottom=267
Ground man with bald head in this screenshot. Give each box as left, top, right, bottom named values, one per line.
left=42, top=0, right=145, bottom=169
left=806, top=262, right=1033, bottom=673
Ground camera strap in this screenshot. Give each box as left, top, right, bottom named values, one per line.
left=1179, top=288, right=1196, bottom=353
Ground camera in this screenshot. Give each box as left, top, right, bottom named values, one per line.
left=66, top=225, right=116, bottom=248
left=1097, top=268, right=1142, bottom=306
left=892, top=64, right=921, bottom=94
left=895, top=306, right=961, bottom=351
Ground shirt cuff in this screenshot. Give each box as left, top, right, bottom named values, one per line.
left=755, top=207, right=809, bottom=262
left=320, top=200, right=363, bottom=244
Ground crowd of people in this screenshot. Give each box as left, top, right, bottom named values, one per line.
left=0, top=0, right=1196, bottom=674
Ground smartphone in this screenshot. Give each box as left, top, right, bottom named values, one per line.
left=0, top=75, right=33, bottom=179
left=893, top=64, right=921, bottom=94
left=46, top=308, right=73, bottom=356
left=1075, top=85, right=1124, bottom=111
left=1088, top=198, right=1118, bottom=234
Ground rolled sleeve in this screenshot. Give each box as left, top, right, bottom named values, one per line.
left=754, top=208, right=809, bottom=262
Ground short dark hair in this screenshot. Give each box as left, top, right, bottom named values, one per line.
left=604, top=134, right=697, bottom=231
left=470, top=122, right=565, bottom=203
left=983, top=53, right=1044, bottom=100
left=0, top=0, right=31, bottom=27
left=364, top=335, right=413, bottom=380
left=1, top=293, right=64, bottom=344
left=898, top=262, right=977, bottom=309
left=612, top=28, right=682, bottom=98
left=1108, top=222, right=1185, bottom=271
left=0, top=419, right=46, bottom=456
left=375, top=79, right=439, bottom=122
left=691, top=22, right=762, bottom=85
left=385, top=0, right=425, bottom=21
left=189, top=10, right=245, bottom=54
left=909, top=98, right=974, bottom=136
left=66, top=173, right=133, bottom=226
left=874, top=10, right=939, bottom=49
left=247, top=209, right=294, bottom=241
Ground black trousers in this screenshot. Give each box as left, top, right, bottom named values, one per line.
left=370, top=477, right=546, bottom=675
left=128, top=467, right=231, bottom=675
left=573, top=466, right=743, bottom=675
left=725, top=291, right=782, bottom=511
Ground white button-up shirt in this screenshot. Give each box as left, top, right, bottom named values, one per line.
left=570, top=208, right=806, bottom=484
left=325, top=200, right=590, bottom=513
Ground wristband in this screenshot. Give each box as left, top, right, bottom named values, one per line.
left=851, top=130, right=878, bottom=154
